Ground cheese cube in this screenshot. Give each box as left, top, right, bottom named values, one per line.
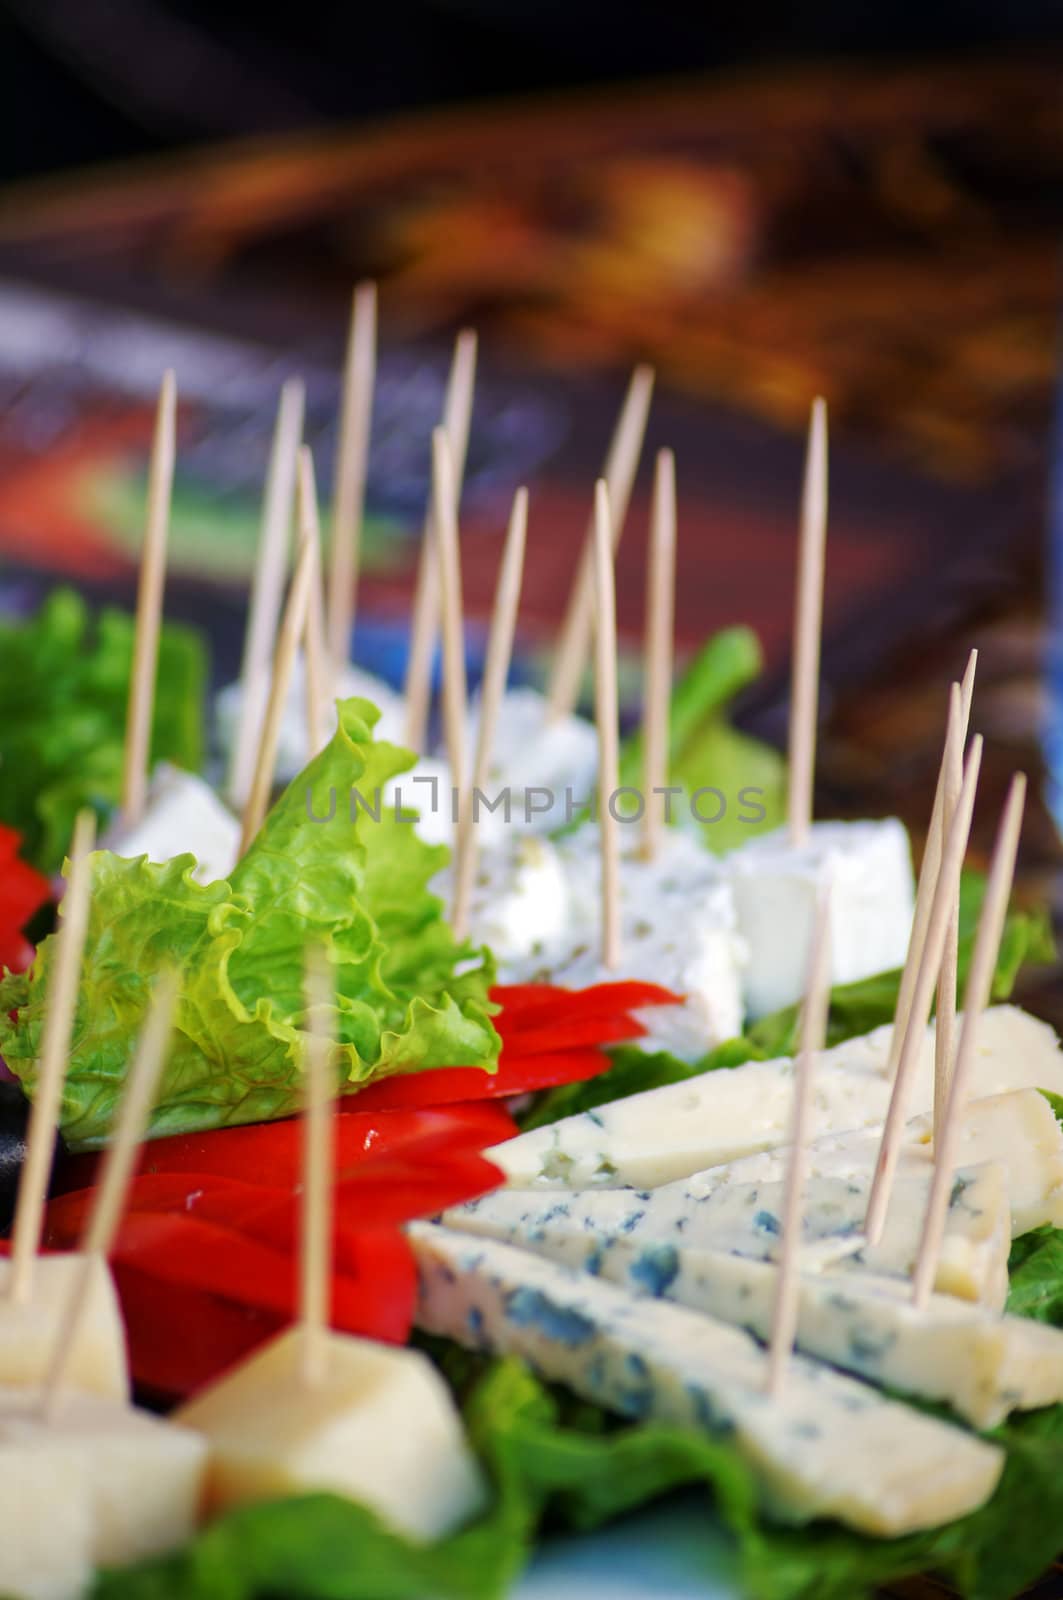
left=726, top=817, right=915, bottom=1018
left=102, top=765, right=239, bottom=884
left=176, top=1326, right=485, bottom=1543
left=216, top=655, right=406, bottom=787
left=0, top=1389, right=207, bottom=1572
left=0, top=1437, right=93, bottom=1600
left=411, top=1224, right=1004, bottom=1537
left=0, top=1255, right=128, bottom=1401
left=464, top=686, right=598, bottom=835
left=431, top=835, right=573, bottom=964
left=489, top=1005, right=1063, bottom=1189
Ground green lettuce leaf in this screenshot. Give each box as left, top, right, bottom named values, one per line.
left=618, top=627, right=786, bottom=853
left=0, top=588, right=206, bottom=871
left=517, top=870, right=1055, bottom=1129
left=0, top=699, right=498, bottom=1146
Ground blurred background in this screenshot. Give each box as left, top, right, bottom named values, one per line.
left=0, top=2, right=1060, bottom=968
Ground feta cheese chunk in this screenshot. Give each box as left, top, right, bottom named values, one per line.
left=464, top=686, right=598, bottom=835
left=411, top=1224, right=1004, bottom=1536
left=726, top=818, right=915, bottom=1018
left=444, top=1161, right=1012, bottom=1309
left=0, top=1388, right=207, bottom=1573
left=0, top=1255, right=128, bottom=1401
left=489, top=1006, right=1063, bottom=1190
left=176, top=1326, right=485, bottom=1544
left=217, top=655, right=406, bottom=788
left=431, top=835, right=572, bottom=964
left=102, top=765, right=239, bottom=884
left=503, top=827, right=747, bottom=1056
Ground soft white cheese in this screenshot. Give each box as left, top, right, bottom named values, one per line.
left=0, top=1255, right=128, bottom=1401
left=463, top=685, right=598, bottom=835
left=488, top=1005, right=1063, bottom=1190
left=0, top=1435, right=94, bottom=1600
left=430, top=834, right=573, bottom=964
left=410, top=1224, right=1004, bottom=1537
left=176, top=1325, right=485, bottom=1544
left=102, top=764, right=239, bottom=884
left=216, top=654, right=406, bottom=787
left=726, top=817, right=915, bottom=1018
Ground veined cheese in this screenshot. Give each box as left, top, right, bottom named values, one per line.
left=0, top=1255, right=128, bottom=1401
left=463, top=685, right=598, bottom=836
left=176, top=1326, right=485, bottom=1543
left=488, top=1006, right=1063, bottom=1190
left=430, top=835, right=572, bottom=964
left=684, top=1087, right=1063, bottom=1239
left=444, top=1160, right=1011, bottom=1308
left=102, top=764, right=239, bottom=884
left=0, top=1388, right=206, bottom=1574
left=725, top=817, right=915, bottom=1018
left=410, top=1224, right=1003, bottom=1537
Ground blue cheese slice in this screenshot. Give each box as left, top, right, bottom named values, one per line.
left=488, top=1006, right=1063, bottom=1189
left=444, top=1161, right=1011, bottom=1307
left=410, top=1224, right=1004, bottom=1537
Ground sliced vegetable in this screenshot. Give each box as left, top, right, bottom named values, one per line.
left=0, top=824, right=51, bottom=972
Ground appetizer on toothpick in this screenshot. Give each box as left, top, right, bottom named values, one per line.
left=933, top=679, right=964, bottom=1144
left=227, top=377, right=305, bottom=810
left=913, top=774, right=1028, bottom=1307
left=327, top=282, right=377, bottom=669
left=592, top=479, right=621, bottom=971
left=546, top=365, right=655, bottom=721
left=767, top=885, right=832, bottom=1396
left=176, top=947, right=486, bottom=1543
left=404, top=330, right=478, bottom=754
left=786, top=397, right=827, bottom=852
left=864, top=729, right=984, bottom=1245
left=1, top=811, right=127, bottom=1401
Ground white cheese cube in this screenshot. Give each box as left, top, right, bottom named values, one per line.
left=411, top=1224, right=1003, bottom=1537
left=726, top=817, right=915, bottom=1018
left=0, top=1389, right=207, bottom=1571
left=176, top=1326, right=485, bottom=1544
left=102, top=764, right=239, bottom=884
left=216, top=655, right=407, bottom=788
left=464, top=686, right=598, bottom=835
left=0, top=1255, right=128, bottom=1401
left=0, top=1438, right=94, bottom=1600
left=489, top=1005, right=1063, bottom=1190
left=431, top=835, right=573, bottom=964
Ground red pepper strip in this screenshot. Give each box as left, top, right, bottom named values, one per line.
left=0, top=825, right=51, bottom=973
left=348, top=1047, right=615, bottom=1112
left=493, top=980, right=680, bottom=1023
left=500, top=1014, right=647, bottom=1059
left=61, top=1103, right=516, bottom=1194
left=114, top=1264, right=285, bottom=1401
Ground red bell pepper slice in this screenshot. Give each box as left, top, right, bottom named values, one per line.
left=0, top=825, right=51, bottom=973
left=115, top=1265, right=284, bottom=1401
left=347, top=1048, right=615, bottom=1112
left=492, top=980, right=680, bottom=1024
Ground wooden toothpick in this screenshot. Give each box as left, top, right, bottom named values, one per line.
left=8, top=811, right=96, bottom=1304
left=864, top=734, right=983, bottom=1246
left=452, top=486, right=528, bottom=940
left=327, top=283, right=377, bottom=668
left=887, top=652, right=977, bottom=1080
left=121, top=370, right=177, bottom=826
left=300, top=945, right=336, bottom=1386
left=404, top=331, right=478, bottom=752
left=640, top=449, right=676, bottom=862
left=238, top=533, right=317, bottom=855
left=768, top=886, right=832, bottom=1397
left=912, top=773, right=1026, bottom=1308
left=42, top=968, right=179, bottom=1417
left=228, top=377, right=305, bottom=810
left=786, top=398, right=828, bottom=849
left=297, top=447, right=332, bottom=760
left=546, top=366, right=655, bottom=721
left=593, top=481, right=621, bottom=970
left=932, top=687, right=964, bottom=1147
left=431, top=429, right=469, bottom=806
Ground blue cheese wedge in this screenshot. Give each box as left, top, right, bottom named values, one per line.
left=410, top=1224, right=1004, bottom=1537
left=444, top=1161, right=1011, bottom=1308
left=725, top=817, right=916, bottom=1018
left=488, top=1006, right=1063, bottom=1189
